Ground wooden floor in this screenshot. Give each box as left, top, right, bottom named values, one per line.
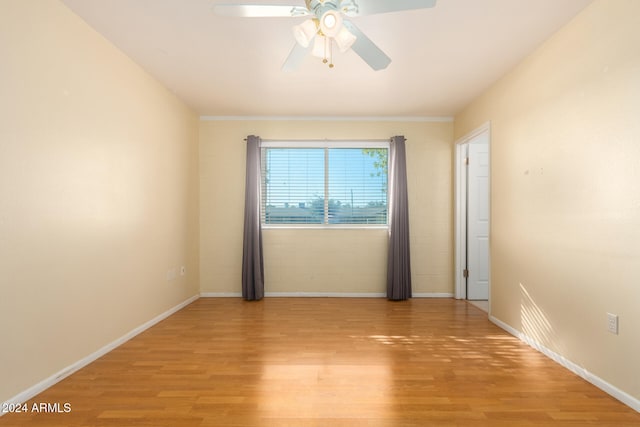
left=1, top=298, right=639, bottom=426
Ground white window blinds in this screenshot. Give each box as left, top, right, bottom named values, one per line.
left=261, top=142, right=388, bottom=225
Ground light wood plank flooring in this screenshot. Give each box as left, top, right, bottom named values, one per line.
left=1, top=298, right=639, bottom=426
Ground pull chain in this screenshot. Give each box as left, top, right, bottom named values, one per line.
left=328, top=38, right=334, bottom=68
left=322, top=37, right=334, bottom=68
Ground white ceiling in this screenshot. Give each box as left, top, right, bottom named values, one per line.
left=61, top=0, right=592, bottom=117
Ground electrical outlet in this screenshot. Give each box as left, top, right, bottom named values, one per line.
left=607, top=313, right=618, bottom=335
left=180, top=266, right=186, bottom=276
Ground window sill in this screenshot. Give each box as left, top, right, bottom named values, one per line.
left=262, top=224, right=389, bottom=230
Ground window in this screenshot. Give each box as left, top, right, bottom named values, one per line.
left=261, top=141, right=388, bottom=226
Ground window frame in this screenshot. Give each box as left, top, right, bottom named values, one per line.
left=260, top=140, right=390, bottom=229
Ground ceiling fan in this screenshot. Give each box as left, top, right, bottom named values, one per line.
left=213, top=0, right=437, bottom=71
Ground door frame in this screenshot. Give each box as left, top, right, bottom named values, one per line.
left=454, top=122, right=491, bottom=302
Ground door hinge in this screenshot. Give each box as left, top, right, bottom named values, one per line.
left=463, top=269, right=469, bottom=278
left=464, top=157, right=469, bottom=165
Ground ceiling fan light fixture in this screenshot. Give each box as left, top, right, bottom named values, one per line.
left=334, top=26, right=357, bottom=52
left=292, top=18, right=317, bottom=48
left=319, top=10, right=342, bottom=37
left=218, top=0, right=438, bottom=71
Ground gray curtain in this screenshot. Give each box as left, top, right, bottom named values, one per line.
left=387, top=136, right=412, bottom=300
left=242, top=135, right=264, bottom=300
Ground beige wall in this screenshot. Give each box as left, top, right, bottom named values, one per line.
left=455, top=0, right=640, bottom=400
left=0, top=0, right=199, bottom=402
left=200, top=119, right=453, bottom=295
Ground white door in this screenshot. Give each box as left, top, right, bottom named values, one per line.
left=466, top=134, right=490, bottom=300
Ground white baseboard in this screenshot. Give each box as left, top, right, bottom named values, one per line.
left=489, top=315, right=640, bottom=413
left=413, top=293, right=454, bottom=298
left=266, top=292, right=386, bottom=298
left=200, top=292, right=386, bottom=298
left=200, top=292, right=242, bottom=297
left=200, top=292, right=454, bottom=298
left=1, top=294, right=199, bottom=415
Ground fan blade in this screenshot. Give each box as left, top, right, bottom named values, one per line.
left=212, top=4, right=310, bottom=18
left=342, top=21, right=391, bottom=70
left=340, top=0, right=436, bottom=17
left=282, top=43, right=311, bottom=71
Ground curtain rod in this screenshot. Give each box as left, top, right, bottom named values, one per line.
left=243, top=138, right=393, bottom=142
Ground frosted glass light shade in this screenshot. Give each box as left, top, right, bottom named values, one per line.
left=319, top=10, right=342, bottom=37
left=292, top=19, right=317, bottom=48
left=334, top=26, right=357, bottom=52
left=312, top=35, right=327, bottom=58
